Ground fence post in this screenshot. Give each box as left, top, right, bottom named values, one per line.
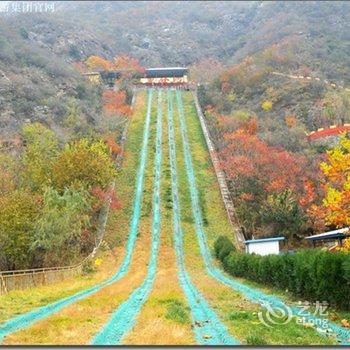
left=1, top=274, right=8, bottom=294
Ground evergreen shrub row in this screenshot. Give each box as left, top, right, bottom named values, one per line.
left=214, top=235, right=350, bottom=310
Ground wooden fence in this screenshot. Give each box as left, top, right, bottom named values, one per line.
left=192, top=90, right=245, bottom=250
left=0, top=262, right=84, bottom=295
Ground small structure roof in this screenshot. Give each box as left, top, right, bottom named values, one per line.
left=145, top=67, right=188, bottom=78
left=245, top=237, right=285, bottom=245
left=305, top=228, right=349, bottom=241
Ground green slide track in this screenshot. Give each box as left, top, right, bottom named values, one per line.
left=166, top=89, right=239, bottom=345
left=91, top=89, right=163, bottom=345
left=0, top=89, right=154, bottom=343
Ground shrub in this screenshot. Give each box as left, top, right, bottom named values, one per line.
left=214, top=235, right=235, bottom=260
left=214, top=236, right=350, bottom=310
left=19, top=27, right=29, bottom=39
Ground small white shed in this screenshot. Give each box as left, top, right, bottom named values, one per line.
left=245, top=237, right=285, bottom=256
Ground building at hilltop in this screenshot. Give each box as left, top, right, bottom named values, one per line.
left=140, top=67, right=188, bottom=86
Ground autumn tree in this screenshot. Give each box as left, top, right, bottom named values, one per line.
left=113, top=55, right=144, bottom=75
left=322, top=90, right=350, bottom=125
left=261, top=100, right=273, bottom=111
left=21, top=123, right=58, bottom=192
left=103, top=90, right=132, bottom=117
left=52, top=139, right=117, bottom=192
left=320, top=133, right=350, bottom=227
left=32, top=187, right=92, bottom=266
left=285, top=115, right=297, bottom=128
left=189, top=58, right=226, bottom=85
left=220, top=127, right=316, bottom=239
left=85, top=55, right=113, bottom=71
left=261, top=189, right=306, bottom=239
left=0, top=190, right=40, bottom=269
left=105, top=134, right=122, bottom=159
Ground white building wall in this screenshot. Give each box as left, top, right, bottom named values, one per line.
left=246, top=241, right=280, bottom=256
left=140, top=76, right=187, bottom=84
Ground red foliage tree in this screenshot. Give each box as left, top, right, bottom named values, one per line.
left=91, top=186, right=121, bottom=211
left=219, top=126, right=323, bottom=237
left=105, top=135, right=122, bottom=158
left=102, top=90, right=132, bottom=117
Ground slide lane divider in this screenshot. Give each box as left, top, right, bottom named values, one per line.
left=91, top=89, right=163, bottom=345
left=175, top=90, right=350, bottom=345
left=0, top=89, right=154, bottom=343
left=167, top=89, right=238, bottom=345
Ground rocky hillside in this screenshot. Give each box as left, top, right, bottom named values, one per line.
left=0, top=1, right=349, bottom=140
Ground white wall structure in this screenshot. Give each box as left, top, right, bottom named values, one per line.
left=245, top=237, right=285, bottom=256
left=140, top=76, right=188, bottom=85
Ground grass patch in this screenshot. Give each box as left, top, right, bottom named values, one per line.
left=246, top=335, right=268, bottom=345
left=0, top=250, right=116, bottom=323
left=228, top=311, right=254, bottom=321
left=160, top=298, right=191, bottom=325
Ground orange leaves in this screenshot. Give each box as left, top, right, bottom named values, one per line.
left=240, top=192, right=254, bottom=201
left=102, top=90, right=132, bottom=117
left=221, top=127, right=310, bottom=198
left=103, top=90, right=125, bottom=105
left=298, top=180, right=316, bottom=208
left=85, top=55, right=144, bottom=75
left=285, top=115, right=297, bottom=128
left=242, top=117, right=258, bottom=135
left=105, top=135, right=122, bottom=158
left=91, top=186, right=121, bottom=211
left=85, top=55, right=114, bottom=71
left=84, top=54, right=144, bottom=89
left=113, top=55, right=144, bottom=74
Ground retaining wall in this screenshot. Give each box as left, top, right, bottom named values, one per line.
left=192, top=90, right=245, bottom=250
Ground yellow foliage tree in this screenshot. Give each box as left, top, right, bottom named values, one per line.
left=320, top=133, right=350, bottom=227
left=261, top=100, right=273, bottom=111
left=85, top=55, right=113, bottom=71
left=285, top=115, right=297, bottom=128
left=338, top=238, right=350, bottom=252
left=52, top=139, right=117, bottom=191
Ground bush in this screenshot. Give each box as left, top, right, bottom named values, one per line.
left=19, top=27, right=29, bottom=40
left=214, top=235, right=235, bottom=261
left=214, top=236, right=350, bottom=310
